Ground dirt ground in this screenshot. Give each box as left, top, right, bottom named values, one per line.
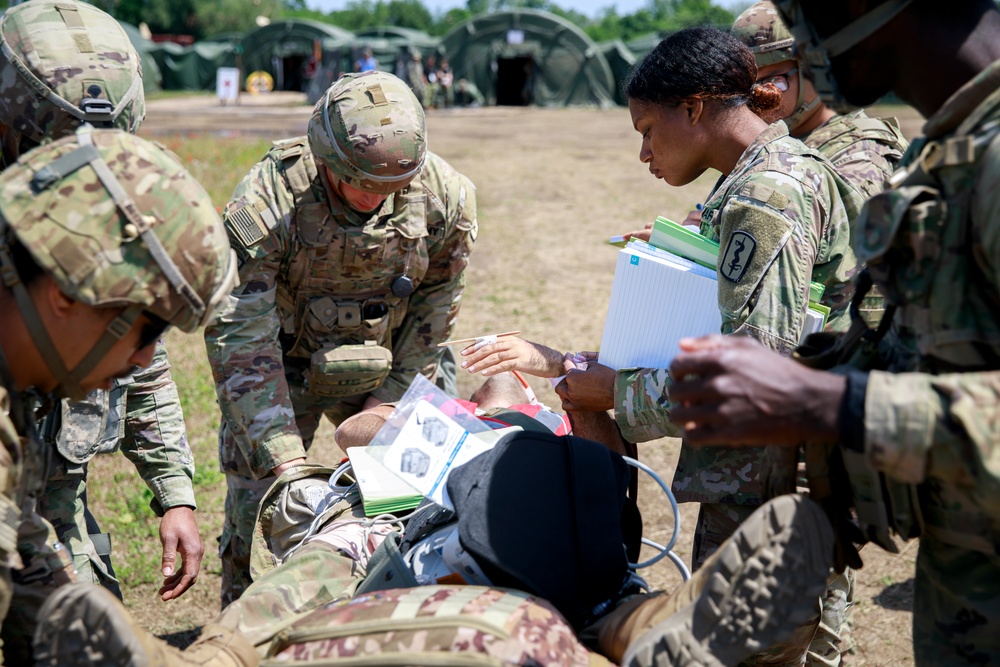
left=133, top=94, right=922, bottom=665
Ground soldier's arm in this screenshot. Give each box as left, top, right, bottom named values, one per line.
left=204, top=158, right=305, bottom=480
left=715, top=181, right=814, bottom=355
left=372, top=157, right=477, bottom=402
left=119, top=343, right=195, bottom=515
left=612, top=367, right=683, bottom=443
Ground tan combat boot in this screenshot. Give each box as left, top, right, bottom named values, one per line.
left=586, top=494, right=834, bottom=667
left=32, top=583, right=259, bottom=667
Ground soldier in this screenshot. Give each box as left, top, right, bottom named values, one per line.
left=0, top=127, right=238, bottom=662
left=466, top=26, right=865, bottom=666
left=666, top=0, right=1000, bottom=663
left=731, top=1, right=907, bottom=200
left=0, top=0, right=205, bottom=625
left=205, top=70, right=477, bottom=606
left=32, top=459, right=836, bottom=667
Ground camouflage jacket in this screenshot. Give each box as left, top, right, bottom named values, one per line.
left=43, top=342, right=196, bottom=515
left=614, top=123, right=864, bottom=504
left=205, top=139, right=477, bottom=478
left=803, top=110, right=908, bottom=200
left=0, top=348, right=68, bottom=576
left=845, top=60, right=1000, bottom=553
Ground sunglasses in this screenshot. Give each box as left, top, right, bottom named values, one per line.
left=138, top=312, right=172, bottom=350
left=757, top=67, right=799, bottom=93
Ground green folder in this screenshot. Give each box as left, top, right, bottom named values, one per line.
left=347, top=447, right=423, bottom=516
left=646, top=215, right=830, bottom=328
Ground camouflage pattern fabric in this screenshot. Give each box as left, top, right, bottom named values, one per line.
left=613, top=122, right=864, bottom=473
left=731, top=1, right=796, bottom=68
left=40, top=342, right=196, bottom=588
left=1, top=128, right=236, bottom=336
left=0, top=0, right=144, bottom=153
left=206, top=130, right=476, bottom=603
left=260, top=585, right=607, bottom=666
left=837, top=61, right=1000, bottom=663
left=803, top=110, right=907, bottom=201
left=308, top=71, right=425, bottom=194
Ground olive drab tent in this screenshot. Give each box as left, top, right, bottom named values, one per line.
left=147, top=41, right=238, bottom=91
left=240, top=19, right=354, bottom=93
left=440, top=9, right=616, bottom=107
left=598, top=40, right=636, bottom=106
left=117, top=21, right=163, bottom=94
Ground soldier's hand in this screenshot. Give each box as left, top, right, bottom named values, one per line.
left=555, top=358, right=616, bottom=412
left=460, top=337, right=565, bottom=378
left=622, top=221, right=654, bottom=243
left=669, top=335, right=846, bottom=446
left=158, top=506, right=203, bottom=601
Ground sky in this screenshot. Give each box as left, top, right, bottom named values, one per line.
left=306, top=0, right=745, bottom=18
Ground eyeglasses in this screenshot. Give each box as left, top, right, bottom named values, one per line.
left=138, top=312, right=172, bottom=350
left=757, top=67, right=798, bottom=93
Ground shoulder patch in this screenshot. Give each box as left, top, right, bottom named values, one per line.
left=227, top=203, right=268, bottom=248
left=720, top=230, right=757, bottom=283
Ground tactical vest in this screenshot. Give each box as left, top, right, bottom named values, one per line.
left=851, top=86, right=1000, bottom=555
left=808, top=112, right=908, bottom=176
left=269, top=139, right=433, bottom=396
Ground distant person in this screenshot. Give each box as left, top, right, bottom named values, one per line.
left=424, top=54, right=439, bottom=108
left=355, top=47, right=377, bottom=73
left=404, top=49, right=426, bottom=104
left=436, top=57, right=455, bottom=108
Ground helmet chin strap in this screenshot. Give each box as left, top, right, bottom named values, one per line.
left=784, top=65, right=822, bottom=132
left=0, top=235, right=143, bottom=401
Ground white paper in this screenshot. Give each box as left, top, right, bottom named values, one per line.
left=598, top=242, right=722, bottom=370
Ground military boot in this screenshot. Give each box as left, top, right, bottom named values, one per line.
left=586, top=494, right=834, bottom=667
left=33, top=583, right=259, bottom=667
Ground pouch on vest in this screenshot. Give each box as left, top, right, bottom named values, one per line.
left=856, top=184, right=946, bottom=309
left=446, top=430, right=643, bottom=631
left=260, top=585, right=605, bottom=667
left=307, top=341, right=393, bottom=397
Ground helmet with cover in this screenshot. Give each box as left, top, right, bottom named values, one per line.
left=308, top=71, right=426, bottom=195
left=733, top=1, right=820, bottom=130
left=773, top=0, right=914, bottom=112
left=0, top=0, right=145, bottom=161
left=0, top=127, right=238, bottom=399
left=732, top=1, right=796, bottom=68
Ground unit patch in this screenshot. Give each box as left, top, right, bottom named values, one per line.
left=720, top=231, right=757, bottom=283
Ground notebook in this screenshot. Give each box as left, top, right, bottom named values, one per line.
left=346, top=446, right=424, bottom=516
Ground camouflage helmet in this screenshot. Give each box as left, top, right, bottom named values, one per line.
left=732, top=1, right=797, bottom=68
left=0, top=0, right=145, bottom=151
left=308, top=71, right=426, bottom=194
left=0, top=126, right=238, bottom=399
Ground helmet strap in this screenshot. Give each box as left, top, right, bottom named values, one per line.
left=820, top=0, right=914, bottom=58
left=785, top=66, right=821, bottom=132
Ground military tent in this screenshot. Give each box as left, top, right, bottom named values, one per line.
left=147, top=41, right=237, bottom=91
left=626, top=32, right=665, bottom=58
left=240, top=19, right=354, bottom=92
left=118, top=21, right=163, bottom=94
left=440, top=9, right=616, bottom=107
left=598, top=40, right=635, bottom=106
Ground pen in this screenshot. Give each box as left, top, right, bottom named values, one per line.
left=437, top=330, right=522, bottom=347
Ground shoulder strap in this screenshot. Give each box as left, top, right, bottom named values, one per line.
left=273, top=138, right=321, bottom=209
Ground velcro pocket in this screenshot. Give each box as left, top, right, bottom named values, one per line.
left=308, top=342, right=393, bottom=397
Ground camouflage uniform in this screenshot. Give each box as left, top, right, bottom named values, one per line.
left=824, top=61, right=1000, bottom=664
left=0, top=127, right=237, bottom=663
left=0, top=0, right=197, bottom=605
left=39, top=342, right=195, bottom=595
left=613, top=123, right=864, bottom=665
left=205, top=72, right=477, bottom=605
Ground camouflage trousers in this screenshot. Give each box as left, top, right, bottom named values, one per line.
left=40, top=462, right=122, bottom=598
left=912, top=534, right=1000, bottom=666
left=694, top=502, right=853, bottom=667
left=219, top=351, right=458, bottom=607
